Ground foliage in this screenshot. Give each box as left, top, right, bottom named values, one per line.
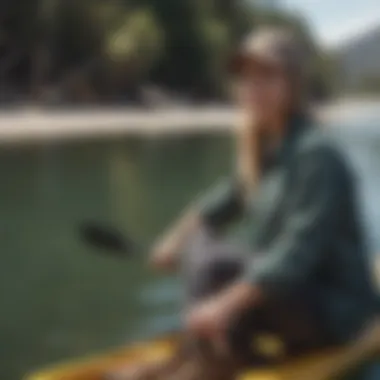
left=0, top=0, right=336, bottom=103
left=353, top=76, right=380, bottom=94
left=106, top=9, right=164, bottom=77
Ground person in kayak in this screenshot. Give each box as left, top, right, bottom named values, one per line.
left=112, top=26, right=378, bottom=380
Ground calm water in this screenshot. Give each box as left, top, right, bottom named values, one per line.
left=1, top=123, right=380, bottom=380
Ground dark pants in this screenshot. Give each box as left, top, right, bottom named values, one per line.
left=105, top=229, right=336, bottom=380
left=183, top=228, right=334, bottom=366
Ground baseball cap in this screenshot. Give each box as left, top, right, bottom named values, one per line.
left=229, top=26, right=310, bottom=80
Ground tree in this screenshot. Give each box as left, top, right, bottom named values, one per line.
left=0, top=0, right=336, bottom=103
left=354, top=75, right=380, bottom=94
left=106, top=9, right=164, bottom=80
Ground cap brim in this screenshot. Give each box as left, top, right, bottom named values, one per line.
left=227, top=50, right=284, bottom=76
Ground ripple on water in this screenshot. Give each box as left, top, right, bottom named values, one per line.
left=139, top=278, right=184, bottom=306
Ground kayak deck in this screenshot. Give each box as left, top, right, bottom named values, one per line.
left=26, top=320, right=380, bottom=380
left=26, top=336, right=176, bottom=380
left=22, top=342, right=357, bottom=380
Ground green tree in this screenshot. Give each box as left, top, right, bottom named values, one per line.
left=354, top=76, right=380, bottom=94
left=0, top=0, right=335, bottom=103
left=106, top=9, right=164, bottom=79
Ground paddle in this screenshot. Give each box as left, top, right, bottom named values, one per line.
left=79, top=221, right=139, bottom=258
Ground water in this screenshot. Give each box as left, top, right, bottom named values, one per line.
left=0, top=123, right=379, bottom=380
left=0, top=134, right=233, bottom=380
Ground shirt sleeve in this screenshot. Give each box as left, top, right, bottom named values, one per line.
left=198, top=177, right=244, bottom=230
left=245, top=146, right=349, bottom=296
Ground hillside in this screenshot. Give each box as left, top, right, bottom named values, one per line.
left=337, top=25, right=380, bottom=90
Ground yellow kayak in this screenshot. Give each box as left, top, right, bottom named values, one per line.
left=26, top=320, right=380, bottom=380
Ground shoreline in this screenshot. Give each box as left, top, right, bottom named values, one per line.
left=0, top=99, right=379, bottom=145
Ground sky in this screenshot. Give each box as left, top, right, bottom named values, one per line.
left=283, top=0, right=380, bottom=47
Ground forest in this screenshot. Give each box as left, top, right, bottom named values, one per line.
left=0, top=0, right=337, bottom=105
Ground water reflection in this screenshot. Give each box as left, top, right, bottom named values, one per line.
left=0, top=134, right=232, bottom=380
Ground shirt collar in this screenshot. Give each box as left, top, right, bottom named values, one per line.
left=263, top=112, right=311, bottom=170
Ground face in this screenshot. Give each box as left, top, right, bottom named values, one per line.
left=236, top=58, right=293, bottom=127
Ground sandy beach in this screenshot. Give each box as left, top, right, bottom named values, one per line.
left=0, top=98, right=379, bottom=144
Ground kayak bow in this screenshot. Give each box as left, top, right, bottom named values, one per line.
left=26, top=319, right=380, bottom=380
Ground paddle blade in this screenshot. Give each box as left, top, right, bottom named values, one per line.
left=79, top=222, right=135, bottom=258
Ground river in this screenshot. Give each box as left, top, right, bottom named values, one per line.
left=1, top=118, right=379, bottom=380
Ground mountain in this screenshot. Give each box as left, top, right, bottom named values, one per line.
left=337, top=25, right=380, bottom=89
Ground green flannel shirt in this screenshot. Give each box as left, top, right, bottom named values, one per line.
left=199, top=116, right=377, bottom=342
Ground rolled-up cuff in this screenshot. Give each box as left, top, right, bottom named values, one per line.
left=198, top=177, right=242, bottom=229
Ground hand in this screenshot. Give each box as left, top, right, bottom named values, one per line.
left=149, top=210, right=200, bottom=270
left=149, top=238, right=177, bottom=270
left=186, top=297, right=230, bottom=340
left=186, top=283, right=260, bottom=339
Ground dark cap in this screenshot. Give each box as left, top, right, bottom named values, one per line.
left=229, top=26, right=310, bottom=79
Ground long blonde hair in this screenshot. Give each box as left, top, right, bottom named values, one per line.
left=236, top=112, right=263, bottom=202
left=235, top=71, right=309, bottom=194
